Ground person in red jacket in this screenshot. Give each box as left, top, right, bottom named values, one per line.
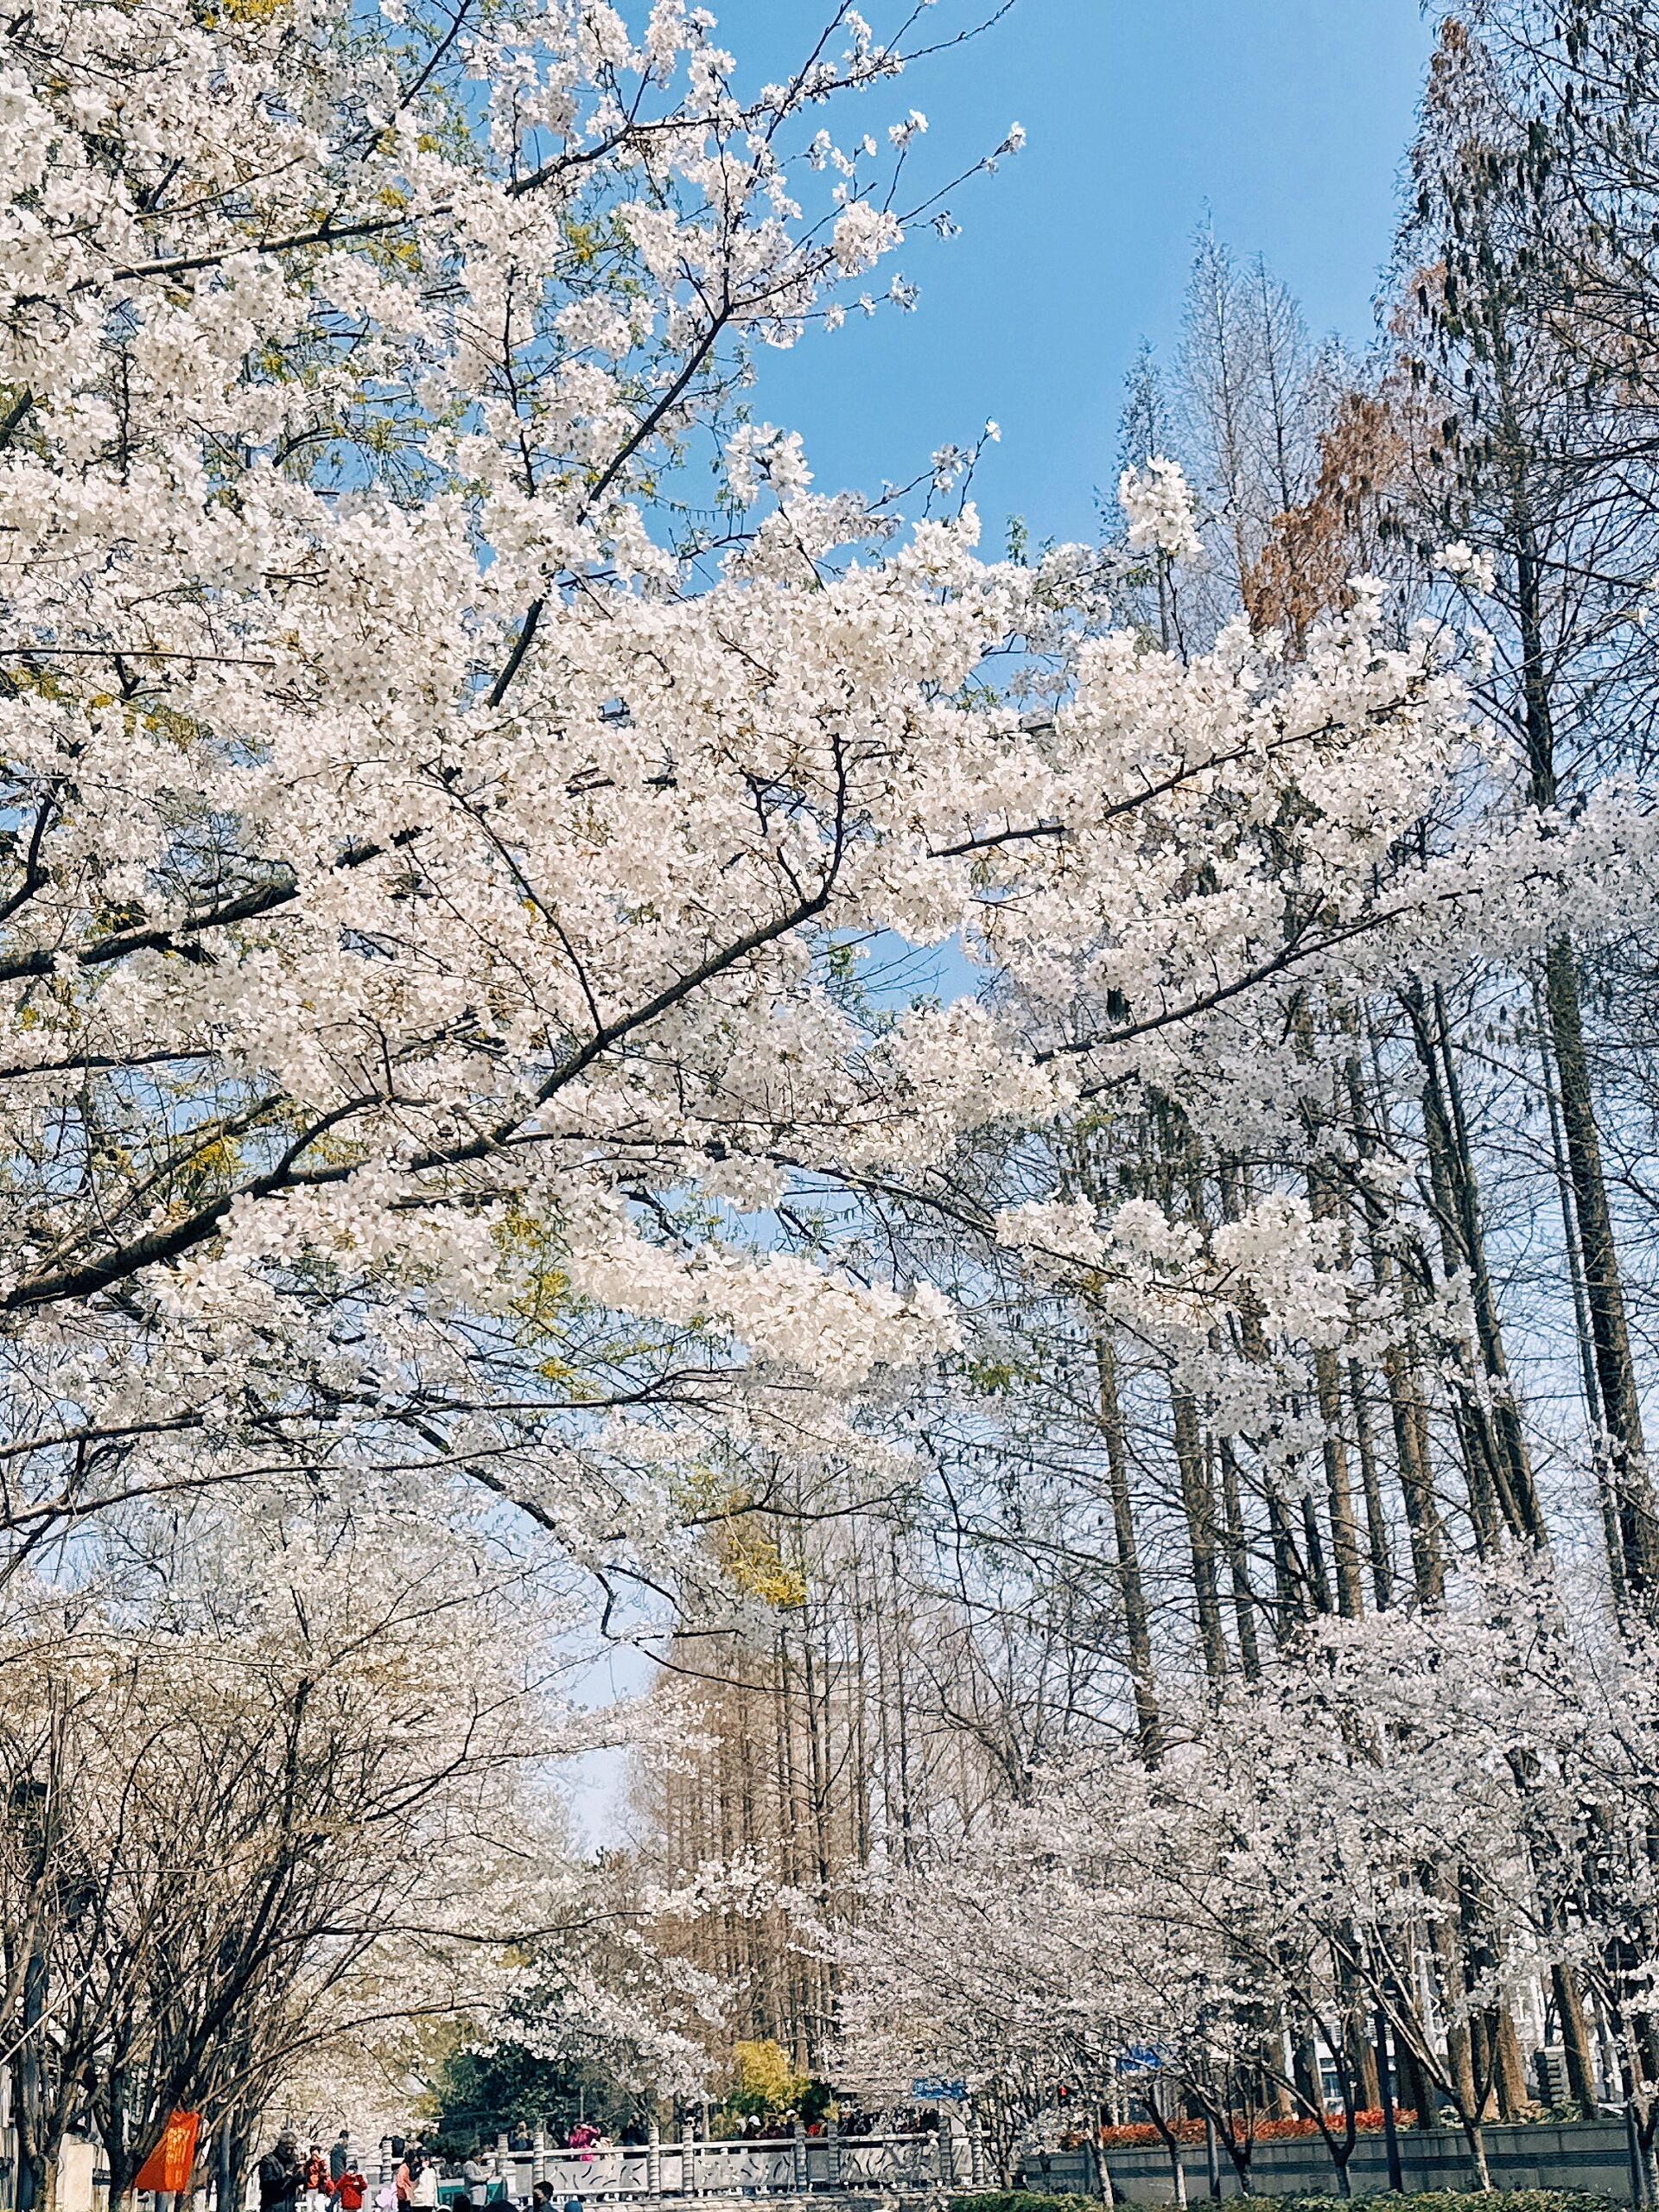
left=332, top=2164, right=369, bottom=2212
left=304, top=2147, right=332, bottom=2212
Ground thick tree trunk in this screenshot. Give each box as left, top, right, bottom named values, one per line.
left=1096, top=1327, right=1162, bottom=1762
left=1345, top=2008, right=1382, bottom=2112
left=1536, top=981, right=1630, bottom=1611
left=1431, top=982, right=1547, bottom=1546
left=1345, top=1045, right=1445, bottom=1601
left=1218, top=1437, right=1263, bottom=1677
left=1395, top=2025, right=1437, bottom=2132
left=1308, top=1172, right=1364, bottom=1617
left=1316, top=1346, right=1365, bottom=1618
left=1299, top=1484, right=1333, bottom=1614
left=1382, top=1331, right=1446, bottom=1605
left=1349, top=1358, right=1394, bottom=1611
left=1266, top=1483, right=1314, bottom=1643
left=1510, top=514, right=1650, bottom=1589
left=1405, top=982, right=1543, bottom=1549
left=1553, top=1960, right=1600, bottom=2118
left=1492, top=2003, right=1530, bottom=2120
left=1172, top=1383, right=1229, bottom=1688
left=1543, top=938, right=1659, bottom=1598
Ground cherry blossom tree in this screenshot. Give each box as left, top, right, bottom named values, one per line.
left=0, top=0, right=1495, bottom=1689
left=0, top=1484, right=602, bottom=2212
left=22, top=0, right=1659, bottom=2157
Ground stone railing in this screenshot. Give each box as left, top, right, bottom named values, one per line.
left=414, top=2121, right=987, bottom=2202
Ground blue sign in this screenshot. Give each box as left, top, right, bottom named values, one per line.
left=1115, top=2045, right=1168, bottom=2076
left=911, top=2077, right=969, bottom=2103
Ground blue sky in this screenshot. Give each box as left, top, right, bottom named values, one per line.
left=563, top=0, right=1436, bottom=1849
left=715, top=0, right=1435, bottom=550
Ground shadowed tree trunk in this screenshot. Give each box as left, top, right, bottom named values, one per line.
left=1095, top=1325, right=1163, bottom=1764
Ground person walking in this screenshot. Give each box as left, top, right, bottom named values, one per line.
left=332, top=2157, right=369, bottom=2212
left=410, top=2151, right=441, bottom=2212
left=304, top=2145, right=332, bottom=2212
left=330, top=2135, right=352, bottom=2188
left=259, top=2134, right=303, bottom=2212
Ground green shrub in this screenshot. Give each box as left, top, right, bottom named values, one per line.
left=1268, top=2196, right=1615, bottom=2212
left=948, top=2194, right=1100, bottom=2212
left=948, top=2195, right=1100, bottom=2212
left=950, top=2194, right=1615, bottom=2212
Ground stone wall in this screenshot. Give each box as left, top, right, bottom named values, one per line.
left=1014, top=2120, right=1637, bottom=2205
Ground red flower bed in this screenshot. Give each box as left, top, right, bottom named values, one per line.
left=1098, top=2110, right=1416, bottom=2149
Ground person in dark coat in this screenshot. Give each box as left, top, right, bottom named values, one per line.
left=259, top=2134, right=303, bottom=2212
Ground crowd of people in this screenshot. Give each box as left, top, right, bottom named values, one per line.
left=256, top=2131, right=467, bottom=2212
left=257, top=2134, right=370, bottom=2212
left=254, top=2105, right=928, bottom=2212
left=728, top=2110, right=901, bottom=2141
left=255, top=2125, right=621, bottom=2212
